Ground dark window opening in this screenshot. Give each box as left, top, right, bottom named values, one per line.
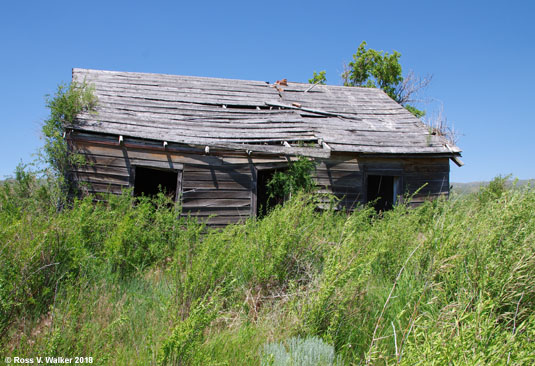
left=256, top=168, right=287, bottom=217
left=367, top=175, right=400, bottom=212
left=133, top=167, right=179, bottom=201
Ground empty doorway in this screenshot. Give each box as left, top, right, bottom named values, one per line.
left=366, top=175, right=400, bottom=212
left=256, top=168, right=287, bottom=217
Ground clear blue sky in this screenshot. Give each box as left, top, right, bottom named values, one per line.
left=1, top=0, right=534, bottom=182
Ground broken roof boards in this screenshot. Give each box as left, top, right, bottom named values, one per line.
left=71, top=68, right=461, bottom=158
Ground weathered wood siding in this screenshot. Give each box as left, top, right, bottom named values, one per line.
left=312, top=154, right=450, bottom=210
left=69, top=132, right=450, bottom=225
left=181, top=164, right=252, bottom=225
left=314, top=156, right=364, bottom=210
left=401, top=158, right=450, bottom=205
left=69, top=132, right=263, bottom=226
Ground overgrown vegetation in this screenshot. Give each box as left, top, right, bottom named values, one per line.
left=1, top=170, right=534, bottom=365
left=308, top=71, right=327, bottom=85
left=266, top=156, right=316, bottom=202
left=41, top=82, right=97, bottom=202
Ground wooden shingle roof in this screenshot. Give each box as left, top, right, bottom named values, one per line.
left=71, top=68, right=461, bottom=158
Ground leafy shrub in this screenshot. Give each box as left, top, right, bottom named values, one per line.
left=171, top=193, right=340, bottom=311
left=400, top=302, right=535, bottom=365
left=42, top=82, right=96, bottom=174
left=478, top=174, right=509, bottom=204
left=158, top=295, right=219, bottom=365
left=0, top=169, right=189, bottom=336
left=267, top=156, right=316, bottom=202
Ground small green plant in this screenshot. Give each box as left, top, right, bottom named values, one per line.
left=309, top=71, right=327, bottom=85
left=404, top=104, right=425, bottom=118
left=261, top=336, right=343, bottom=366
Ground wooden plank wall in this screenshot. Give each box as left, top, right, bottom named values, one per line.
left=314, top=157, right=364, bottom=210
left=69, top=133, right=185, bottom=196
left=181, top=164, right=253, bottom=226
left=312, top=154, right=450, bottom=210
left=401, top=158, right=450, bottom=205
left=68, top=132, right=261, bottom=226
left=68, top=133, right=450, bottom=226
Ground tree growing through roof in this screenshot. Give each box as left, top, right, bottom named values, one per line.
left=310, top=41, right=431, bottom=118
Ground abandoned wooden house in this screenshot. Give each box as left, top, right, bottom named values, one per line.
left=67, top=68, right=462, bottom=225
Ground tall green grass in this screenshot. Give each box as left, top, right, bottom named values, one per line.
left=1, top=172, right=534, bottom=365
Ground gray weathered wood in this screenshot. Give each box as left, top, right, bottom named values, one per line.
left=71, top=68, right=462, bottom=156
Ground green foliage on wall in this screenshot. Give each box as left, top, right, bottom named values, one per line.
left=41, top=82, right=97, bottom=199
left=266, top=156, right=316, bottom=202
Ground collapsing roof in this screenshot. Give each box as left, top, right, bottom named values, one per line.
left=71, top=68, right=462, bottom=161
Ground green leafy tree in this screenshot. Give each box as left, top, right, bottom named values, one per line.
left=343, top=41, right=403, bottom=98
left=310, top=41, right=430, bottom=118
left=343, top=41, right=427, bottom=117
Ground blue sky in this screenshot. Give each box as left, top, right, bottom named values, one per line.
left=1, top=0, right=534, bottom=182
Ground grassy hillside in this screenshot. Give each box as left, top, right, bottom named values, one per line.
left=1, top=172, right=534, bottom=365
left=451, top=178, right=534, bottom=195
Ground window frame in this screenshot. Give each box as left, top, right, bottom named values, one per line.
left=129, top=165, right=183, bottom=202
left=363, top=170, right=404, bottom=207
